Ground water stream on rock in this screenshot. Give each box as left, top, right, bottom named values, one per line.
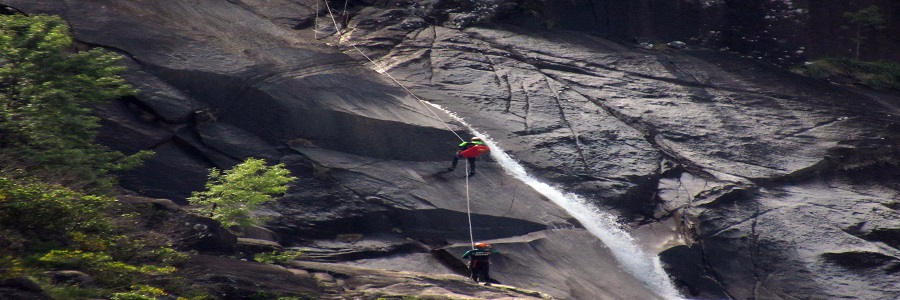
left=430, top=103, right=683, bottom=300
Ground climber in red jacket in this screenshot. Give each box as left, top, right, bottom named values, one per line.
left=448, top=137, right=489, bottom=177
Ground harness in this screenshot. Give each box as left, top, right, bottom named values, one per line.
left=468, top=249, right=492, bottom=267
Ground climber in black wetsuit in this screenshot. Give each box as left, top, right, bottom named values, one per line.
left=462, top=242, right=500, bottom=286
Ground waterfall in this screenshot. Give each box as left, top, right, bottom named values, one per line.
left=321, top=5, right=679, bottom=296
left=431, top=103, right=684, bottom=300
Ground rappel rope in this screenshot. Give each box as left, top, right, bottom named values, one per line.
left=465, top=159, right=474, bottom=248
left=318, top=1, right=476, bottom=249
left=313, top=1, right=319, bottom=40
left=321, top=1, right=464, bottom=142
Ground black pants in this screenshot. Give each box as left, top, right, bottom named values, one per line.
left=451, top=155, right=476, bottom=172
left=470, top=261, right=490, bottom=283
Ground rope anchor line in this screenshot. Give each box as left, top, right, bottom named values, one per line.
left=318, top=1, right=476, bottom=249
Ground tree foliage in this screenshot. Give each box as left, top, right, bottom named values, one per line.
left=793, top=57, right=900, bottom=90
left=0, top=177, right=113, bottom=252
left=0, top=176, right=189, bottom=298
left=0, top=14, right=196, bottom=299
left=38, top=250, right=176, bottom=285
left=843, top=5, right=886, bottom=60
left=253, top=249, right=303, bottom=265
left=188, top=158, right=297, bottom=228
left=0, top=14, right=150, bottom=192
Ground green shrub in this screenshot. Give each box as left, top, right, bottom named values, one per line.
left=0, top=177, right=196, bottom=297
left=0, top=13, right=152, bottom=192
left=110, top=284, right=168, bottom=300
left=0, top=14, right=206, bottom=298
left=148, top=247, right=190, bottom=264
left=188, top=158, right=296, bottom=228
left=110, top=292, right=158, bottom=300
left=0, top=254, right=24, bottom=279
left=0, top=178, right=114, bottom=251
left=253, top=249, right=302, bottom=265
left=38, top=250, right=176, bottom=286
left=42, top=284, right=106, bottom=299
left=794, top=58, right=900, bottom=90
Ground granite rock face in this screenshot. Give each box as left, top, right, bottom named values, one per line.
left=339, top=2, right=900, bottom=299
left=4, top=0, right=899, bottom=299
left=510, top=0, right=900, bottom=65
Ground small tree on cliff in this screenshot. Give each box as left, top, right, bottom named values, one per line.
left=188, top=158, right=296, bottom=228
left=843, top=5, right=885, bottom=60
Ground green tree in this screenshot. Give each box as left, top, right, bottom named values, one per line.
left=0, top=14, right=150, bottom=191
left=188, top=158, right=296, bottom=228
left=0, top=177, right=188, bottom=297
left=843, top=5, right=886, bottom=60
left=0, top=177, right=114, bottom=252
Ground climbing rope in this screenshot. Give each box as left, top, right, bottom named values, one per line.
left=319, top=1, right=476, bottom=249
left=465, top=159, right=474, bottom=248
left=314, top=1, right=318, bottom=39
left=322, top=1, right=465, bottom=143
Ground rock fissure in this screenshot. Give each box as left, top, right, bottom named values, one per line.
left=487, top=57, right=725, bottom=186
left=705, top=208, right=777, bottom=239
left=543, top=77, right=590, bottom=171
left=484, top=54, right=515, bottom=114
left=748, top=203, right=767, bottom=300
left=698, top=241, right=737, bottom=300
left=522, top=80, right=533, bottom=132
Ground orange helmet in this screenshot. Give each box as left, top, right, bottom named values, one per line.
left=475, top=242, right=489, bottom=249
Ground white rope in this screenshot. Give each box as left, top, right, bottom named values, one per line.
left=465, top=158, right=475, bottom=249
left=314, top=1, right=318, bottom=39
left=320, top=1, right=475, bottom=248
left=322, top=0, right=464, bottom=143
left=323, top=0, right=342, bottom=38
left=342, top=0, right=349, bottom=28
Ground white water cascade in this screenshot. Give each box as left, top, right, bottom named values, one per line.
left=430, top=103, right=684, bottom=300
